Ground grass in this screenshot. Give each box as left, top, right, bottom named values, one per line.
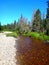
left=6, top=32, right=18, bottom=38
left=0, top=31, right=3, bottom=33
left=23, top=32, right=49, bottom=41
left=2, top=30, right=49, bottom=41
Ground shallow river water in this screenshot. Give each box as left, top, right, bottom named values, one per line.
left=15, top=36, right=49, bottom=65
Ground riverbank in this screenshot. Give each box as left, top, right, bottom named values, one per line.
left=0, top=32, right=18, bottom=65
left=23, top=32, right=49, bottom=41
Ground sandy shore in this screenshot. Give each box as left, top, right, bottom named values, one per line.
left=0, top=32, right=18, bottom=65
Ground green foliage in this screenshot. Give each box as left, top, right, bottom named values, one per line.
left=0, top=22, right=2, bottom=31
left=0, top=8, right=49, bottom=38
left=32, top=9, right=42, bottom=32
left=46, top=7, right=49, bottom=18
left=18, top=15, right=30, bottom=34
left=42, top=19, right=47, bottom=30
left=23, top=32, right=49, bottom=41
left=6, top=32, right=18, bottom=38
left=46, top=18, right=49, bottom=35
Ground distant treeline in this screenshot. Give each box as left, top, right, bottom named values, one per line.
left=0, top=9, right=49, bottom=35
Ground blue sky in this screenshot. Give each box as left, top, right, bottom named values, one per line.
left=0, top=0, right=47, bottom=25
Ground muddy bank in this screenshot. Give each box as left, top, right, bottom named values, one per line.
left=15, top=36, right=49, bottom=65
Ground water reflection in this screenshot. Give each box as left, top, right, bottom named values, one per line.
left=15, top=36, right=49, bottom=65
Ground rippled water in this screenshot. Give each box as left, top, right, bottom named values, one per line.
left=15, top=36, right=49, bottom=65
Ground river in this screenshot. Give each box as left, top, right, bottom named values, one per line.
left=15, top=36, right=49, bottom=65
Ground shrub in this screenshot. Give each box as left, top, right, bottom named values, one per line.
left=23, top=32, right=49, bottom=41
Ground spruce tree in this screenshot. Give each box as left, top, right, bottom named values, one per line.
left=32, top=9, right=41, bottom=32
left=46, top=1, right=49, bottom=35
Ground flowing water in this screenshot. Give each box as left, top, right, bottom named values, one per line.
left=15, top=36, right=49, bottom=65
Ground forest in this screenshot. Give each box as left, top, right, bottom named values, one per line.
left=0, top=7, right=49, bottom=41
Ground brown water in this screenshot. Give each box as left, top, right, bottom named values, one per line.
left=15, top=36, right=49, bottom=65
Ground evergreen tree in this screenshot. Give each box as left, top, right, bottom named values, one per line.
left=32, top=9, right=42, bottom=32
left=46, top=18, right=49, bottom=35
left=0, top=22, right=2, bottom=31
left=46, top=1, right=49, bottom=35
left=42, top=19, right=47, bottom=33
left=46, top=1, right=49, bottom=18
left=13, top=20, right=17, bottom=31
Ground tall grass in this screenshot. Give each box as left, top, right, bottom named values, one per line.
left=23, top=32, right=49, bottom=41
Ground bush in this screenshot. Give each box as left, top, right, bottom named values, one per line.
left=23, top=32, right=49, bottom=41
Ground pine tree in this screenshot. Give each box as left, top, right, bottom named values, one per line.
left=32, top=9, right=41, bottom=32
left=0, top=22, right=2, bottom=31
left=46, top=1, right=49, bottom=35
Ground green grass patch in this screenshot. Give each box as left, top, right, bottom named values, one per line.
left=6, top=32, right=18, bottom=38
left=23, top=32, right=49, bottom=41
left=0, top=31, right=3, bottom=33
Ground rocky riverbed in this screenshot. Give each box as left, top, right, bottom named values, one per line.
left=0, top=32, right=18, bottom=65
